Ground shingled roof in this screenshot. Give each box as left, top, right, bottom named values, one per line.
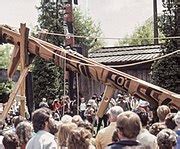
left=89, top=44, right=162, bottom=64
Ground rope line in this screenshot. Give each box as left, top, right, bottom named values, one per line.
left=38, top=30, right=180, bottom=41
left=31, top=37, right=180, bottom=68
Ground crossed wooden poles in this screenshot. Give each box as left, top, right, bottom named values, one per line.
left=0, top=24, right=180, bottom=122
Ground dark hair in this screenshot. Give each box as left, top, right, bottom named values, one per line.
left=32, top=107, right=51, bottom=133
left=13, top=115, right=26, bottom=128
left=2, top=131, right=19, bottom=149
left=133, top=108, right=149, bottom=127
left=165, top=113, right=177, bottom=130
left=149, top=123, right=166, bottom=136
left=16, top=121, right=33, bottom=146
left=157, top=129, right=177, bottom=149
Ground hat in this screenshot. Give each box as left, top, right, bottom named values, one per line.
left=117, top=94, right=123, bottom=97
left=174, top=111, right=180, bottom=127
left=139, top=100, right=149, bottom=107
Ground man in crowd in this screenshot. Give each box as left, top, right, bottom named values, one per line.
left=26, top=107, right=58, bottom=149
left=96, top=106, right=123, bottom=149
left=107, top=111, right=147, bottom=149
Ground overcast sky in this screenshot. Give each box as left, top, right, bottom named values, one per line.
left=0, top=0, right=163, bottom=45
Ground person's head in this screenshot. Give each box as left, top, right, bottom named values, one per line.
left=13, top=115, right=26, bottom=128
left=2, top=131, right=19, bottom=149
left=68, top=127, right=92, bottom=149
left=133, top=108, right=149, bottom=127
left=149, top=123, right=166, bottom=136
left=174, top=111, right=180, bottom=128
left=61, top=114, right=72, bottom=123
left=165, top=113, right=177, bottom=130
left=107, top=106, right=124, bottom=122
left=72, top=115, right=83, bottom=125
left=157, top=105, right=170, bottom=122
left=58, top=122, right=77, bottom=147
left=78, top=121, right=94, bottom=135
left=16, top=121, right=33, bottom=146
left=116, top=111, right=142, bottom=139
left=157, top=129, right=177, bottom=149
left=32, top=107, right=58, bottom=134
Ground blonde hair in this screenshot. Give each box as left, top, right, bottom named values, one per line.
left=157, top=105, right=170, bottom=122
left=116, top=111, right=142, bottom=139
left=58, top=122, right=77, bottom=147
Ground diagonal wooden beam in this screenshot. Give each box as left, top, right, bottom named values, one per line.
left=0, top=67, right=28, bottom=122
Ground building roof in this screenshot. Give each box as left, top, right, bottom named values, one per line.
left=89, top=44, right=162, bottom=64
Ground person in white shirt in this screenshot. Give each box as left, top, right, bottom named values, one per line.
left=26, top=107, right=58, bottom=149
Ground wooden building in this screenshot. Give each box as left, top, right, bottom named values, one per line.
left=78, top=44, right=162, bottom=99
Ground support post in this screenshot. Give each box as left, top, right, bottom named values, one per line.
left=153, top=0, right=158, bottom=44
left=0, top=68, right=28, bottom=122
left=19, top=24, right=29, bottom=117
left=97, top=85, right=115, bottom=118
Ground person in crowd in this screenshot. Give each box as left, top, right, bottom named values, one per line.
left=157, top=105, right=171, bottom=123
left=26, top=107, right=58, bottom=149
left=68, top=127, right=95, bottom=149
left=72, top=115, right=83, bottom=125
left=149, top=122, right=167, bottom=136
left=149, top=105, right=170, bottom=134
left=39, top=98, right=49, bottom=108
left=16, top=121, right=33, bottom=149
left=78, top=121, right=96, bottom=145
left=96, top=97, right=116, bottom=133
left=79, top=97, right=86, bottom=120
left=116, top=94, right=130, bottom=111
left=107, top=111, right=148, bottom=149
left=157, top=128, right=177, bottom=149
left=84, top=103, right=96, bottom=124
left=58, top=122, right=77, bottom=149
left=174, top=111, right=180, bottom=149
left=165, top=113, right=177, bottom=130
left=0, top=121, right=5, bottom=148
left=134, top=108, right=158, bottom=149
left=61, top=114, right=72, bottom=123
left=13, top=115, right=26, bottom=129
left=96, top=106, right=124, bottom=149
left=2, top=131, right=20, bottom=149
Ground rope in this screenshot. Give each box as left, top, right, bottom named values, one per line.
left=38, top=30, right=180, bottom=41
left=38, top=38, right=180, bottom=68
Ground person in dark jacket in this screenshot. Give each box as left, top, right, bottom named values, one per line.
left=107, top=111, right=149, bottom=149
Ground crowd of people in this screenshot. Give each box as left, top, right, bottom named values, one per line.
left=0, top=93, right=179, bottom=149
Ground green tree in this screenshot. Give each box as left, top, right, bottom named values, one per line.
left=117, top=18, right=164, bottom=46
left=151, top=1, right=180, bottom=94
left=0, top=45, right=14, bottom=103
left=32, top=1, right=103, bottom=107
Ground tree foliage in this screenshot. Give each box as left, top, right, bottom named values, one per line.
left=151, top=1, right=180, bottom=93
left=32, top=1, right=103, bottom=107
left=0, top=45, right=15, bottom=103
left=117, top=18, right=164, bottom=46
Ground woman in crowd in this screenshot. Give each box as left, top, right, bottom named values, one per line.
left=16, top=121, right=33, bottom=149
left=157, top=128, right=177, bottom=149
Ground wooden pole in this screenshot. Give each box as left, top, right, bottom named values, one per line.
left=153, top=0, right=158, bottom=44
left=76, top=73, right=80, bottom=115
left=97, top=85, right=115, bottom=118
left=19, top=24, right=29, bottom=117
left=0, top=67, right=28, bottom=122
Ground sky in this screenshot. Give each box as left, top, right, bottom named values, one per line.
left=0, top=0, right=163, bottom=46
